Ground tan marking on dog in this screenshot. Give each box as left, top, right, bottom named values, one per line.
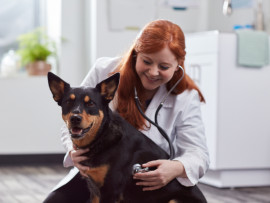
left=101, top=81, right=116, bottom=100
left=62, top=113, right=72, bottom=127
left=168, top=200, right=178, bottom=203
left=70, top=94, right=75, bottom=100
left=84, top=95, right=90, bottom=103
left=92, top=195, right=100, bottom=203
left=86, top=164, right=109, bottom=187
left=72, top=110, right=104, bottom=148
left=50, top=81, right=65, bottom=102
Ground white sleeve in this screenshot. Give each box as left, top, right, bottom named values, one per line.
left=62, top=57, right=120, bottom=167
left=173, top=91, right=210, bottom=186
left=61, top=125, right=74, bottom=167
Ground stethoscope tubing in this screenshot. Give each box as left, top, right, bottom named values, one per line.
left=134, top=65, right=184, bottom=160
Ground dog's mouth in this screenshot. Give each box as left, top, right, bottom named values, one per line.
left=70, top=123, right=93, bottom=139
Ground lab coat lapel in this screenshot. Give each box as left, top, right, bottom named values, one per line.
left=141, top=85, right=173, bottom=136
left=145, top=85, right=173, bottom=112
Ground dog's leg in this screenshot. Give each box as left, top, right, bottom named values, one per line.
left=86, top=178, right=100, bottom=203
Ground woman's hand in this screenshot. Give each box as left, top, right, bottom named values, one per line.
left=133, top=159, right=187, bottom=191
left=69, top=145, right=90, bottom=177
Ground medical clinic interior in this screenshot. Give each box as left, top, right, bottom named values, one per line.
left=0, top=0, right=270, bottom=202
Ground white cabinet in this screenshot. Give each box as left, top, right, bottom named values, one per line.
left=0, top=76, right=65, bottom=154
left=185, top=31, right=270, bottom=187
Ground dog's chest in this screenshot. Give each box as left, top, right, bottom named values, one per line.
left=85, top=164, right=110, bottom=187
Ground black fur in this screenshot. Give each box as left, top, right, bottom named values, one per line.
left=47, top=72, right=207, bottom=203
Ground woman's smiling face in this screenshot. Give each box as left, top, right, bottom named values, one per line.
left=135, top=45, right=179, bottom=98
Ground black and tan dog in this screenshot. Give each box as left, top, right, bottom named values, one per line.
left=47, top=72, right=206, bottom=203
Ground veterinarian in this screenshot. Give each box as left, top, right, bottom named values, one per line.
left=44, top=19, right=209, bottom=203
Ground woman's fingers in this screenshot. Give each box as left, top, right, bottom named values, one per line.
left=69, top=147, right=90, bottom=176
left=142, top=160, right=163, bottom=168
left=70, top=148, right=89, bottom=160
left=136, top=180, right=164, bottom=191
left=79, top=169, right=89, bottom=178
left=133, top=160, right=184, bottom=191
left=73, top=155, right=88, bottom=163
left=75, top=158, right=90, bottom=177
left=133, top=169, right=159, bottom=179
left=142, top=185, right=162, bottom=191
left=136, top=180, right=157, bottom=186
left=72, top=148, right=89, bottom=156
left=77, top=164, right=89, bottom=171
left=134, top=172, right=156, bottom=180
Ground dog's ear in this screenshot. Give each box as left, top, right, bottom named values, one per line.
left=95, top=73, right=120, bottom=103
left=47, top=72, right=70, bottom=106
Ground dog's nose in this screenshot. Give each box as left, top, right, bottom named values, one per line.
left=70, top=115, right=82, bottom=125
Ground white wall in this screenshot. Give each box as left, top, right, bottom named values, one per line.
left=87, top=0, right=270, bottom=68
left=59, top=0, right=270, bottom=81
left=87, top=0, right=210, bottom=67
left=59, top=0, right=87, bottom=86
left=0, top=77, right=65, bottom=154
left=56, top=0, right=270, bottom=79
left=208, top=0, right=270, bottom=33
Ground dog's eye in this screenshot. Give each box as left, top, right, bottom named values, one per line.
left=65, top=100, right=73, bottom=105
left=86, top=101, right=95, bottom=107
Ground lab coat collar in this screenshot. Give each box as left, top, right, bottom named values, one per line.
left=110, top=85, right=174, bottom=112
left=146, top=85, right=174, bottom=110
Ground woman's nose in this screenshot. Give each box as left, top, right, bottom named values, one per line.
left=148, top=66, right=159, bottom=76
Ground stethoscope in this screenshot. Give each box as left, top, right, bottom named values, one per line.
left=134, top=65, right=185, bottom=163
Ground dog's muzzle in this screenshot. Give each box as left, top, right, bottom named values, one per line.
left=70, top=123, right=93, bottom=139
left=70, top=115, right=82, bottom=125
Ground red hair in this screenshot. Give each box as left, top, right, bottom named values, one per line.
left=112, top=20, right=205, bottom=130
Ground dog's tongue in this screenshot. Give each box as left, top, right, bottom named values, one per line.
left=71, top=127, right=82, bottom=135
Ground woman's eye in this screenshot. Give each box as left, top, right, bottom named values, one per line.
left=159, top=65, right=169, bottom=70
left=143, top=60, right=151, bottom=65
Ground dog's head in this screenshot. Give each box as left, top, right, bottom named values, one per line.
left=48, top=72, right=120, bottom=148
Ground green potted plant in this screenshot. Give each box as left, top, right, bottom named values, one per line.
left=17, top=27, right=57, bottom=76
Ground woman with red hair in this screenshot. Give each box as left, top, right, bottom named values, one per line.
left=44, top=19, right=209, bottom=203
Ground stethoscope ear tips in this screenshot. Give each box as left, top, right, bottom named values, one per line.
left=178, top=65, right=184, bottom=73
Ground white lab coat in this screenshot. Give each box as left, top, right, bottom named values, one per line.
left=53, top=57, right=209, bottom=191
